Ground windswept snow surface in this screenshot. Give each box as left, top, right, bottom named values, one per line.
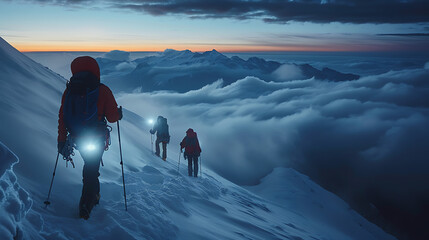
left=0, top=37, right=398, bottom=239
left=2, top=137, right=391, bottom=239
left=0, top=36, right=66, bottom=182
left=1, top=143, right=395, bottom=240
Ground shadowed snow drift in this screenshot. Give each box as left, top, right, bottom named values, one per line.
left=0, top=142, right=32, bottom=240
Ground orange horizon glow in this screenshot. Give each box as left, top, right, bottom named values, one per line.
left=14, top=42, right=399, bottom=53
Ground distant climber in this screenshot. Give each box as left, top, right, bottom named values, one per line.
left=150, top=116, right=170, bottom=161
left=180, top=128, right=202, bottom=177
left=57, top=56, right=122, bottom=220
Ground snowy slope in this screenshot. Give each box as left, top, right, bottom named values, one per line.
left=0, top=141, right=395, bottom=240
left=0, top=37, right=66, bottom=183
left=0, top=36, right=396, bottom=240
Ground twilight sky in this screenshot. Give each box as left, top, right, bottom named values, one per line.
left=0, top=0, right=428, bottom=52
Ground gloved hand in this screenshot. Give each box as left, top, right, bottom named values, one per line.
left=150, top=129, right=155, bottom=134
left=118, top=106, right=123, bottom=120
left=57, top=141, right=65, bottom=155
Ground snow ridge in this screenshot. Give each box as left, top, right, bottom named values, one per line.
left=0, top=141, right=32, bottom=240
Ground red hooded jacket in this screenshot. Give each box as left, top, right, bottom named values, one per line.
left=180, top=128, right=202, bottom=156
left=57, top=56, right=120, bottom=142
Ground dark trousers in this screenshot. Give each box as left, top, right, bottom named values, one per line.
left=187, top=156, right=199, bottom=177
left=155, top=139, right=167, bottom=159
left=79, top=146, right=103, bottom=208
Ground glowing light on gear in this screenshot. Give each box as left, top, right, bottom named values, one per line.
left=86, top=144, right=97, bottom=151
left=148, top=119, right=154, bottom=125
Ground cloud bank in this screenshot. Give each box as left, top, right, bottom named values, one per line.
left=272, top=64, right=304, bottom=81
left=118, top=65, right=429, bottom=238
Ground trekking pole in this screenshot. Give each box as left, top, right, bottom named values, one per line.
left=44, top=152, right=60, bottom=207
left=117, top=119, right=128, bottom=211
left=177, top=149, right=181, bottom=176
left=200, top=155, right=202, bottom=177
left=151, top=134, right=154, bottom=155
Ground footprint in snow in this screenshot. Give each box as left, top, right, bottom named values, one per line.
left=140, top=165, right=164, bottom=185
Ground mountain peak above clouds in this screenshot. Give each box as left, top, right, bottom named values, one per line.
left=163, top=48, right=192, bottom=55
left=162, top=48, right=194, bottom=59
left=203, top=49, right=223, bottom=56
left=99, top=48, right=360, bottom=93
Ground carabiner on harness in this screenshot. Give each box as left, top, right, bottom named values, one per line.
left=63, top=135, right=76, bottom=168
left=104, top=125, right=113, bottom=151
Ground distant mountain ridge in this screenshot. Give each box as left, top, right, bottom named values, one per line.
left=98, top=49, right=360, bottom=93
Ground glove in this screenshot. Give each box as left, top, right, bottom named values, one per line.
left=57, top=141, right=65, bottom=155
left=118, top=106, right=123, bottom=120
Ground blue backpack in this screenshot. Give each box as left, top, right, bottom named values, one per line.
left=63, top=71, right=102, bottom=137
left=156, top=117, right=170, bottom=143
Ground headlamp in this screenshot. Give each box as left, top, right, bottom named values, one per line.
left=147, top=118, right=154, bottom=125
left=85, top=144, right=97, bottom=152
left=78, top=138, right=100, bottom=154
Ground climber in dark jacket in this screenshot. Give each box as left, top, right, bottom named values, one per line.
left=180, top=128, right=202, bottom=177
left=150, top=116, right=170, bottom=161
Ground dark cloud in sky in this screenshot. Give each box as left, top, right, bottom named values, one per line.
left=30, top=0, right=90, bottom=4
left=111, top=0, right=429, bottom=24
left=377, top=33, right=429, bottom=36
left=12, top=0, right=429, bottom=24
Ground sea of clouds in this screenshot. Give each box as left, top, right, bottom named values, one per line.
left=117, top=63, right=429, bottom=237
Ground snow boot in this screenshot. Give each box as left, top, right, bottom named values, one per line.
left=79, top=193, right=100, bottom=220
left=79, top=203, right=90, bottom=220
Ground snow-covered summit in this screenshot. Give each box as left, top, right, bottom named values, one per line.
left=133, top=48, right=228, bottom=67
left=98, top=48, right=359, bottom=93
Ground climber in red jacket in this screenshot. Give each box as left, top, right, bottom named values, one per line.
left=57, top=56, right=122, bottom=219
left=180, top=128, right=202, bottom=177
